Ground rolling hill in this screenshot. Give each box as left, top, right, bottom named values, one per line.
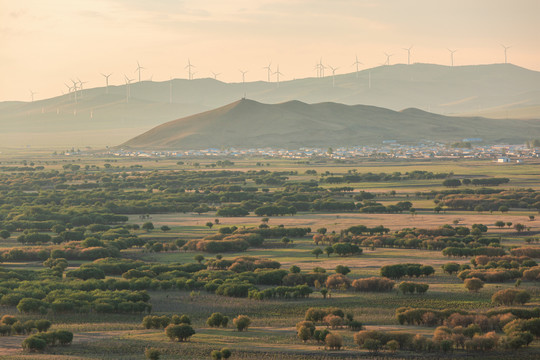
left=2, top=63, right=539, bottom=148
left=122, top=99, right=540, bottom=150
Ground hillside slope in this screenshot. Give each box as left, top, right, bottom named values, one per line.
left=122, top=99, right=540, bottom=149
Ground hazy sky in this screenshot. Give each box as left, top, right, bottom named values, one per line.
left=1, top=0, right=539, bottom=101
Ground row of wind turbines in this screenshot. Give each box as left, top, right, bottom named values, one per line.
left=28, top=44, right=513, bottom=102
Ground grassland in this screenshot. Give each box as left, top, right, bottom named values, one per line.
left=0, top=154, right=539, bottom=359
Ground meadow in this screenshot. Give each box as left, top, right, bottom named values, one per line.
left=0, top=154, right=539, bottom=359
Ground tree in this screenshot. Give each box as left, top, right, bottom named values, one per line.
left=289, top=265, right=301, bottom=273
left=317, top=227, right=327, bottom=235
left=165, top=324, right=195, bottom=342
left=211, top=350, right=222, bottom=360
left=233, top=315, right=251, bottom=332
left=442, top=179, right=461, bottom=188
left=514, top=223, right=526, bottom=233
left=142, top=222, right=154, bottom=232
left=495, top=221, right=506, bottom=229
left=324, top=246, right=334, bottom=257
left=160, top=225, right=170, bottom=232
left=464, top=277, right=484, bottom=292
left=499, top=205, right=509, bottom=213
left=54, top=330, right=73, bottom=345
left=335, top=265, right=351, bottom=275
left=441, top=262, right=460, bottom=275
left=312, top=248, right=323, bottom=259
left=297, top=326, right=311, bottom=342
left=205, top=222, right=214, bottom=229
left=0, top=230, right=10, bottom=239
left=194, top=255, right=205, bottom=264
left=474, top=205, right=485, bottom=213
left=325, top=333, right=343, bottom=350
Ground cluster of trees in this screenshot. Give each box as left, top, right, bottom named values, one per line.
left=0, top=315, right=52, bottom=336
left=397, top=282, right=429, bottom=294
left=380, top=264, right=435, bottom=279
left=142, top=314, right=191, bottom=329
left=438, top=188, right=540, bottom=211
left=443, top=177, right=510, bottom=188
left=22, top=330, right=73, bottom=352
left=323, top=170, right=450, bottom=184
left=351, top=277, right=395, bottom=292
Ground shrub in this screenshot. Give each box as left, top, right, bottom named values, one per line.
left=325, top=274, right=351, bottom=289
left=297, top=326, right=311, bottom=342
left=211, top=350, right=222, bottom=360
left=233, top=315, right=251, bottom=332
left=145, top=347, right=160, bottom=360
left=54, top=330, right=73, bottom=345
left=325, top=333, right=343, bottom=350
left=351, top=277, right=394, bottom=292
left=492, top=289, right=531, bottom=305
left=35, top=319, right=52, bottom=332
left=165, top=324, right=195, bottom=342
left=220, top=348, right=232, bottom=359
left=464, top=277, right=484, bottom=292
left=17, top=298, right=48, bottom=314
left=207, top=312, right=228, bottom=328
left=22, top=335, right=47, bottom=352
left=323, top=314, right=344, bottom=329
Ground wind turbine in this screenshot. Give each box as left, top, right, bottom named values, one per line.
left=447, top=49, right=457, bottom=67
left=185, top=59, right=195, bottom=80
left=403, top=46, right=413, bottom=65
left=101, top=73, right=112, bottom=94
left=273, top=65, right=283, bottom=87
left=352, top=55, right=363, bottom=78
left=29, top=90, right=37, bottom=102
left=384, top=52, right=393, bottom=66
left=319, top=58, right=326, bottom=77
left=211, top=72, right=220, bottom=80
left=135, top=61, right=145, bottom=82
left=239, top=69, right=248, bottom=85
left=263, top=62, right=272, bottom=82
left=501, top=44, right=510, bottom=64
left=77, top=78, right=88, bottom=98
left=327, top=65, right=339, bottom=87
left=314, top=62, right=321, bottom=78
left=70, top=79, right=79, bottom=103
left=124, top=75, right=134, bottom=102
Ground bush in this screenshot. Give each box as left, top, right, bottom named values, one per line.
left=325, top=333, right=343, bottom=350
left=464, top=277, right=484, bottom=292
left=54, top=330, right=73, bottom=345
left=211, top=350, right=222, bottom=360
left=220, top=348, right=232, bottom=359
left=325, top=274, right=351, bottom=289
left=35, top=319, right=52, bottom=332
left=145, top=347, right=160, bottom=360
left=398, top=282, right=429, bottom=294
left=233, top=315, right=251, bottom=332
left=22, top=335, right=47, bottom=352
left=351, top=277, right=394, bottom=292
left=165, top=324, right=195, bottom=342
left=492, top=289, right=531, bottom=305
left=207, top=312, right=228, bottom=328
left=17, top=298, right=48, bottom=314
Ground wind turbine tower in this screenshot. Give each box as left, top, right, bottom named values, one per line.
left=29, top=90, right=37, bottom=103
left=101, top=73, right=112, bottom=94
left=239, top=69, right=248, bottom=85
left=273, top=65, right=283, bottom=87
left=185, top=59, right=195, bottom=80
left=319, top=58, right=326, bottom=77
left=70, top=79, right=79, bottom=103
left=447, top=49, right=457, bottom=67
left=352, top=55, right=363, bottom=78
left=135, top=61, right=145, bottom=82
left=211, top=72, right=220, bottom=80
left=384, top=53, right=393, bottom=66
left=403, top=46, right=413, bottom=65
left=77, top=78, right=88, bottom=98
left=327, top=65, right=339, bottom=87
left=263, top=62, right=272, bottom=82
left=124, top=75, right=134, bottom=103
left=501, top=44, right=511, bottom=64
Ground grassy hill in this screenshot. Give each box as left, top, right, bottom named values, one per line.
left=122, top=99, right=540, bottom=149
left=2, top=63, right=539, bottom=148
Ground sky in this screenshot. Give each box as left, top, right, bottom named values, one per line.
left=1, top=0, right=539, bottom=101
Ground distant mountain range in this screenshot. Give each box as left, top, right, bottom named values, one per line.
left=122, top=99, right=540, bottom=150
left=1, top=63, right=539, bottom=148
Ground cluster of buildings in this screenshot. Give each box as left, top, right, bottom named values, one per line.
left=102, top=142, right=540, bottom=162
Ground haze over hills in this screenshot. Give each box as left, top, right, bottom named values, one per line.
left=1, top=63, right=540, bottom=148
left=122, top=99, right=540, bottom=150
